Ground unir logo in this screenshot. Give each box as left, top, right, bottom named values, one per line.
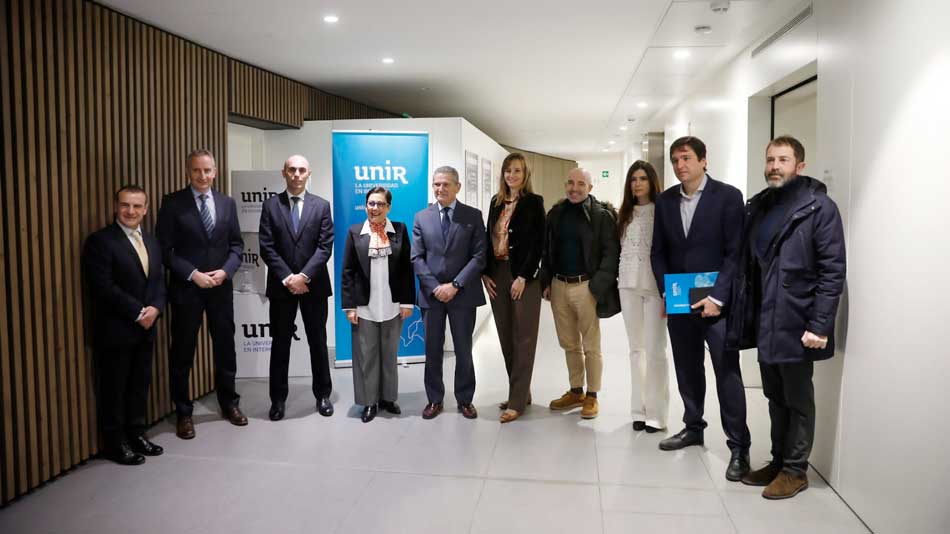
left=241, top=322, right=301, bottom=341
left=354, top=160, right=409, bottom=184
left=240, top=187, right=280, bottom=203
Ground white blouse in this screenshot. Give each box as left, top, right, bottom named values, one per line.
left=618, top=203, right=659, bottom=295
left=357, top=219, right=401, bottom=322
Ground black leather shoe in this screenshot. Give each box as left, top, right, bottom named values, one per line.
left=632, top=421, right=646, bottom=431
left=361, top=404, right=378, bottom=423
left=379, top=400, right=401, bottom=415
left=725, top=450, right=751, bottom=482
left=644, top=425, right=663, bottom=433
left=129, top=435, right=163, bottom=456
left=422, top=402, right=443, bottom=420
left=658, top=428, right=704, bottom=451
left=269, top=401, right=286, bottom=421
left=317, top=397, right=334, bottom=417
left=176, top=415, right=195, bottom=440
left=108, top=443, right=146, bottom=466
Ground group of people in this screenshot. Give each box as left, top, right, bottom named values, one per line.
left=83, top=133, right=845, bottom=502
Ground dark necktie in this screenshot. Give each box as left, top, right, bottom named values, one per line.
left=291, top=196, right=301, bottom=234
left=441, top=206, right=451, bottom=240
left=199, top=194, right=214, bottom=236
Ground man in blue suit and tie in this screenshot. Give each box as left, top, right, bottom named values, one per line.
left=258, top=154, right=335, bottom=421
left=156, top=149, right=245, bottom=439
left=651, top=136, right=751, bottom=481
left=84, top=185, right=166, bottom=464
left=411, top=166, right=487, bottom=420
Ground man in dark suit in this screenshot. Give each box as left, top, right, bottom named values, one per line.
left=651, top=136, right=751, bottom=481
left=411, top=166, right=487, bottom=420
left=156, top=149, right=246, bottom=439
left=83, top=185, right=166, bottom=465
left=258, top=154, right=335, bottom=421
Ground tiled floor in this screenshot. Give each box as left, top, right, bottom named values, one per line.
left=0, top=308, right=870, bottom=534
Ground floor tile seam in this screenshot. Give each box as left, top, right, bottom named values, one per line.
left=688, top=440, right=741, bottom=533
left=600, top=509, right=732, bottom=519
left=330, top=471, right=380, bottom=534
left=161, top=452, right=296, bottom=468
left=465, top=478, right=488, bottom=534
left=599, top=481, right=728, bottom=494
left=592, top=440, right=607, bottom=534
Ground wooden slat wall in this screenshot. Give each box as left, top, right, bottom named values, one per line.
left=0, top=0, right=396, bottom=507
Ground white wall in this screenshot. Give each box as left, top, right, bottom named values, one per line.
left=576, top=153, right=625, bottom=206
left=648, top=1, right=950, bottom=532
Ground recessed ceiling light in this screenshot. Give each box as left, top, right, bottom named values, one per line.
left=673, top=49, right=691, bottom=60
left=601, top=148, right=610, bottom=152
left=381, top=57, right=395, bottom=64
left=323, top=15, right=339, bottom=23
left=619, top=125, right=628, bottom=131
left=637, top=101, right=648, bottom=109
left=608, top=140, right=616, bottom=145
left=694, top=25, right=712, bottom=35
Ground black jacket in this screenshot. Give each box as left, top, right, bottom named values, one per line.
left=725, top=175, right=846, bottom=363
left=539, top=194, right=621, bottom=318
left=258, top=191, right=335, bottom=299
left=83, top=223, right=166, bottom=349
left=651, top=175, right=745, bottom=306
left=341, top=221, right=416, bottom=309
left=483, top=192, right=546, bottom=281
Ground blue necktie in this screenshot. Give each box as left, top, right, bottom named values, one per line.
left=441, top=206, right=451, bottom=240
left=291, top=196, right=301, bottom=234
left=199, top=194, right=214, bottom=236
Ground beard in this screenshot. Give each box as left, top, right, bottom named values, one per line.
left=765, top=171, right=794, bottom=189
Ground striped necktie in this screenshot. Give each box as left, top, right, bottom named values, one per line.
left=199, top=193, right=214, bottom=236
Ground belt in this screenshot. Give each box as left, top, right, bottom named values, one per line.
left=555, top=273, right=590, bottom=284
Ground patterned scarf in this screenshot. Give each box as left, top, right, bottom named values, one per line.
left=368, top=219, right=391, bottom=258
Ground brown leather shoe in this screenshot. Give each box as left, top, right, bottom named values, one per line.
left=762, top=471, right=808, bottom=499
left=580, top=396, right=599, bottom=419
left=176, top=415, right=195, bottom=440
left=549, top=390, right=586, bottom=410
left=224, top=405, right=248, bottom=426
left=742, top=462, right=783, bottom=486
left=459, top=404, right=478, bottom=419
left=422, top=402, right=443, bottom=420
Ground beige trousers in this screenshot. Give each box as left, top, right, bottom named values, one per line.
left=550, top=278, right=603, bottom=392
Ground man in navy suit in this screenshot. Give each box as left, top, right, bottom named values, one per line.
left=258, top=154, right=335, bottom=421
left=411, top=166, right=487, bottom=420
left=651, top=136, right=751, bottom=481
left=83, top=185, right=166, bottom=465
left=156, top=149, right=245, bottom=439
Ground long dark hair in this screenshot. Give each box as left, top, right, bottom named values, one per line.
left=617, top=160, right=661, bottom=238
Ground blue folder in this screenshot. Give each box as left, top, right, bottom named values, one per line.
left=664, top=272, right=718, bottom=314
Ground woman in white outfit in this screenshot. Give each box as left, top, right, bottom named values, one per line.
left=617, top=160, right=668, bottom=433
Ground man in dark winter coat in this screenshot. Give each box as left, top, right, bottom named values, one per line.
left=539, top=168, right=620, bottom=420
left=726, top=135, right=846, bottom=500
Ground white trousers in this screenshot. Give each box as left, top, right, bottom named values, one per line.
left=619, top=289, right=669, bottom=428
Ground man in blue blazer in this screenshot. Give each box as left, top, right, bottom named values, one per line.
left=258, top=154, right=335, bottom=421
left=156, top=149, right=245, bottom=439
left=411, top=166, right=487, bottom=419
left=650, top=136, right=751, bottom=481
left=84, top=185, right=166, bottom=465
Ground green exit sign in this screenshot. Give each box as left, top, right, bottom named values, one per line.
left=601, top=170, right=609, bottom=178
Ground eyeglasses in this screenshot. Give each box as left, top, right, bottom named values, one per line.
left=367, top=201, right=389, bottom=208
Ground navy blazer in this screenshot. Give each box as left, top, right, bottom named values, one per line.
left=650, top=175, right=744, bottom=306
left=155, top=187, right=244, bottom=299
left=83, top=222, right=166, bottom=349
left=340, top=221, right=415, bottom=309
left=411, top=201, right=487, bottom=309
left=258, top=191, right=334, bottom=299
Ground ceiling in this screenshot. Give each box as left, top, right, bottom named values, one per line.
left=98, top=0, right=798, bottom=160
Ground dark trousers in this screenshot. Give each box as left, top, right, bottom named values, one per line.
left=488, top=262, right=541, bottom=412
left=667, top=314, right=751, bottom=451
left=269, top=294, right=332, bottom=403
left=760, top=361, right=815, bottom=475
left=422, top=303, right=476, bottom=405
left=169, top=283, right=239, bottom=415
left=96, top=338, right=154, bottom=448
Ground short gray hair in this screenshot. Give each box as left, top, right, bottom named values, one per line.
left=433, top=166, right=460, bottom=184
left=186, top=149, right=216, bottom=167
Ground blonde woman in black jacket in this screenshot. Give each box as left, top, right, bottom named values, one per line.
left=481, top=153, right=545, bottom=423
